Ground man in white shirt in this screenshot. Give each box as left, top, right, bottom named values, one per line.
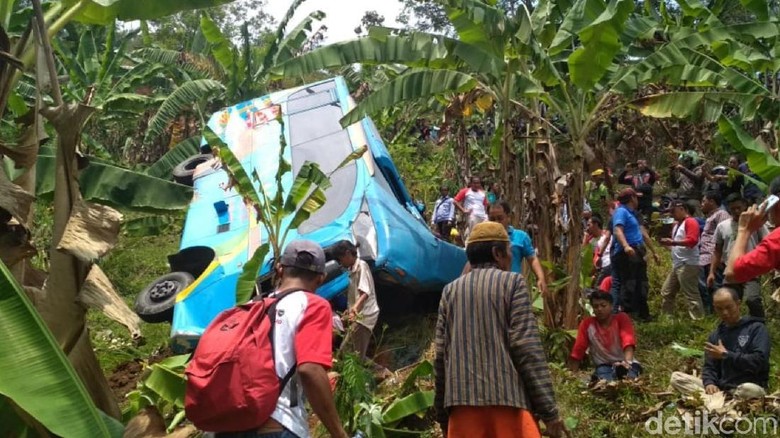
left=454, top=176, right=489, bottom=239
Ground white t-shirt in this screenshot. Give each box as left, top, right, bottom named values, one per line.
left=454, top=188, right=488, bottom=219
left=347, top=259, right=380, bottom=331
left=268, top=290, right=333, bottom=438
left=597, top=234, right=611, bottom=268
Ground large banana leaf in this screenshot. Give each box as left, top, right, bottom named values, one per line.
left=444, top=0, right=508, bottom=58
left=64, top=0, right=239, bottom=25
left=381, top=390, right=434, bottom=426
left=144, top=79, right=225, bottom=143
left=200, top=12, right=234, bottom=74
left=718, top=117, right=780, bottom=184
left=270, top=34, right=455, bottom=78
left=0, top=261, right=123, bottom=437
left=568, top=0, right=633, bottom=89
left=549, top=0, right=607, bottom=54
left=36, top=148, right=193, bottom=212
left=633, top=91, right=766, bottom=123
left=145, top=136, right=203, bottom=179
left=612, top=21, right=779, bottom=94
left=339, top=70, right=477, bottom=127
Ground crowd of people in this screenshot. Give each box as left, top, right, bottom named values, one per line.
left=201, top=153, right=779, bottom=438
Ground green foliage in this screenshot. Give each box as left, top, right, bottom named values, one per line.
left=122, top=355, right=189, bottom=431
left=334, top=354, right=376, bottom=433
left=718, top=116, right=780, bottom=185
left=333, top=354, right=434, bottom=436
left=35, top=146, right=193, bottom=212
left=0, top=260, right=124, bottom=437
left=144, top=79, right=225, bottom=143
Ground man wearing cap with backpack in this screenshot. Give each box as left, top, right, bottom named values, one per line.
left=185, top=240, right=348, bottom=438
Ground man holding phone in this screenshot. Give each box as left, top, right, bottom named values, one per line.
left=725, top=176, right=780, bottom=285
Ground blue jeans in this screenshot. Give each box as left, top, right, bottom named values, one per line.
left=593, top=363, right=642, bottom=382
left=215, top=430, right=298, bottom=438
left=698, top=265, right=723, bottom=314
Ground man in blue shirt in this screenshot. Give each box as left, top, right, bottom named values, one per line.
left=612, top=188, right=652, bottom=321
left=461, top=201, right=548, bottom=295
left=431, top=185, right=456, bottom=241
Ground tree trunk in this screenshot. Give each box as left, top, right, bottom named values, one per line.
left=455, top=120, right=471, bottom=184
left=562, top=146, right=585, bottom=329
left=500, top=111, right=521, bottom=224
left=528, top=136, right=560, bottom=327
left=36, top=103, right=121, bottom=419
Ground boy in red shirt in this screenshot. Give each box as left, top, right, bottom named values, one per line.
left=569, top=290, right=641, bottom=382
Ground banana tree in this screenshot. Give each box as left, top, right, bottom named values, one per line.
left=0, top=0, right=241, bottom=422
left=0, top=260, right=125, bottom=437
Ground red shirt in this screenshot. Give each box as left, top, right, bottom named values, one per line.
left=599, top=276, right=612, bottom=293
left=731, top=227, right=780, bottom=283
left=571, top=313, right=636, bottom=365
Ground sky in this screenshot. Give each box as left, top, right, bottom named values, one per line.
left=266, top=0, right=405, bottom=43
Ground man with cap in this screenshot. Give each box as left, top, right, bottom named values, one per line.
left=726, top=176, right=780, bottom=291
left=611, top=188, right=657, bottom=321
left=586, top=169, right=609, bottom=219
left=659, top=200, right=704, bottom=320
left=246, top=240, right=349, bottom=438
left=435, top=222, right=566, bottom=438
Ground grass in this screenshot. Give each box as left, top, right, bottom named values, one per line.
left=552, top=247, right=780, bottom=437
left=92, top=217, right=182, bottom=373
left=79, top=207, right=780, bottom=436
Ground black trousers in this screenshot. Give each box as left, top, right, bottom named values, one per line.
left=612, top=244, right=650, bottom=319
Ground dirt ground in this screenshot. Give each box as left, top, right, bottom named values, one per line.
left=107, top=347, right=173, bottom=401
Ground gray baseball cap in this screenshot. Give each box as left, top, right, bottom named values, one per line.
left=279, top=240, right=326, bottom=273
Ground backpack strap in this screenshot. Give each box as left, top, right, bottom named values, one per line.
left=265, top=288, right=311, bottom=408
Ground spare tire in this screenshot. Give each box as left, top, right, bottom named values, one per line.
left=134, top=272, right=194, bottom=323
left=173, top=154, right=212, bottom=186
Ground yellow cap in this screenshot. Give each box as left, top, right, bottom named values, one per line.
left=467, top=221, right=510, bottom=245
left=591, top=169, right=605, bottom=176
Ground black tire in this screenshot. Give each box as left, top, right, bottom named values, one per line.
left=134, top=272, right=195, bottom=323
left=172, top=154, right=212, bottom=186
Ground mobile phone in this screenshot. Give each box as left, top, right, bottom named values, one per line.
left=763, top=194, right=779, bottom=214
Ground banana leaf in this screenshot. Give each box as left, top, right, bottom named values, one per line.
left=718, top=117, right=780, bottom=184
left=36, top=148, right=192, bottom=212
left=122, top=215, right=174, bottom=237
left=339, top=70, right=477, bottom=127
left=64, top=0, right=239, bottom=25
left=381, top=390, right=434, bottom=426
left=144, top=79, right=225, bottom=143
left=0, top=261, right=124, bottom=437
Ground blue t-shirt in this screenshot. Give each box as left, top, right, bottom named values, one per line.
left=508, top=226, right=536, bottom=273
left=611, top=205, right=643, bottom=253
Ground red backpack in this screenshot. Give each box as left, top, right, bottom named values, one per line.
left=184, top=289, right=299, bottom=432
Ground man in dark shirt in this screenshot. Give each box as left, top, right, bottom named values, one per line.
left=617, top=159, right=658, bottom=220
left=434, top=222, right=565, bottom=438
left=671, top=288, right=770, bottom=396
